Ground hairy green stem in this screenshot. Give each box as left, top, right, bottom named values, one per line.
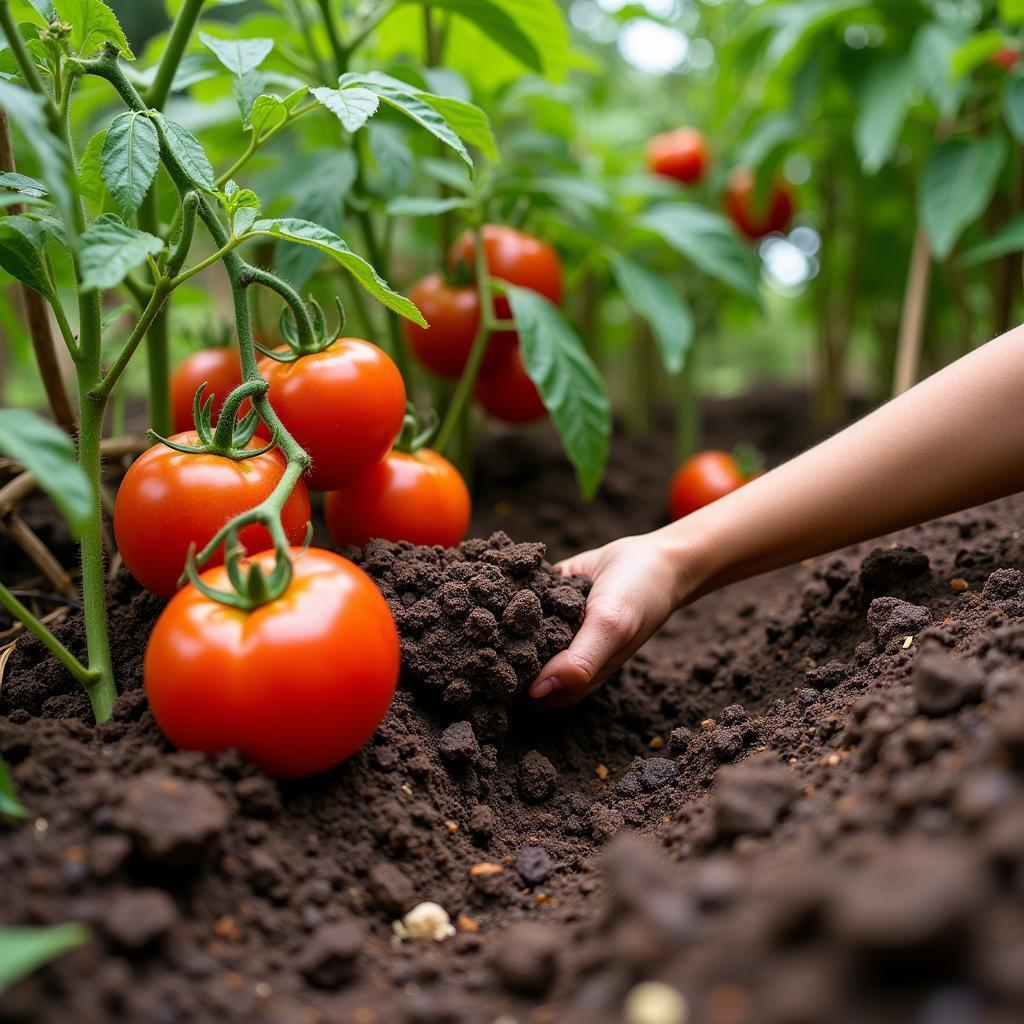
left=435, top=228, right=495, bottom=454
left=145, top=0, right=206, bottom=108
left=139, top=183, right=172, bottom=434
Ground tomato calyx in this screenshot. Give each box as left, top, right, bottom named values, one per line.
left=255, top=296, right=346, bottom=362
left=732, top=441, right=764, bottom=479
left=152, top=378, right=274, bottom=461
left=393, top=403, right=440, bottom=455
left=184, top=538, right=297, bottom=612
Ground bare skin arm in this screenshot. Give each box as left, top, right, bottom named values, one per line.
left=530, top=323, right=1024, bottom=707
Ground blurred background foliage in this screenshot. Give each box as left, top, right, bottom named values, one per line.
left=3, top=0, right=1023, bottom=451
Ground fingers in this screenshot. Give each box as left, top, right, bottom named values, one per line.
left=554, top=546, right=605, bottom=579
left=528, top=598, right=637, bottom=703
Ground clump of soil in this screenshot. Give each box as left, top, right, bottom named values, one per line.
left=351, top=531, right=588, bottom=737
left=3, top=392, right=1024, bottom=1024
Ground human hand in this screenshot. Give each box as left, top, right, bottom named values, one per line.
left=529, top=529, right=700, bottom=709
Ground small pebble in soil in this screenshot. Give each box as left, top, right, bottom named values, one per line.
left=99, top=888, right=178, bottom=950
left=514, top=846, right=552, bottom=886
left=489, top=922, right=559, bottom=995
left=402, top=902, right=456, bottom=941
left=912, top=651, right=984, bottom=716
left=624, top=981, right=690, bottom=1024
left=517, top=750, right=558, bottom=803
left=299, top=920, right=364, bottom=988
left=867, top=597, right=932, bottom=648
left=714, top=755, right=799, bottom=839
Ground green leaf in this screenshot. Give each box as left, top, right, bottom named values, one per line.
left=637, top=204, right=761, bottom=301
left=310, top=85, right=379, bottom=133
left=246, top=87, right=308, bottom=133
left=610, top=254, right=694, bottom=375
left=198, top=32, right=273, bottom=77
left=0, top=755, right=27, bottom=822
left=0, top=409, right=91, bottom=535
left=400, top=0, right=542, bottom=70
left=422, top=94, right=498, bottom=160
left=854, top=54, right=915, bottom=175
left=961, top=215, right=1024, bottom=264
left=79, top=213, right=164, bottom=291
left=0, top=82, right=76, bottom=242
left=367, top=122, right=415, bottom=194
left=100, top=111, right=160, bottom=216
left=951, top=29, right=1006, bottom=78
left=736, top=114, right=801, bottom=170
left=247, top=217, right=426, bottom=325
left=155, top=115, right=216, bottom=192
left=0, top=924, right=89, bottom=992
left=914, top=24, right=967, bottom=118
left=76, top=130, right=108, bottom=211
left=1001, top=0, right=1024, bottom=24
left=0, top=171, right=46, bottom=197
left=385, top=195, right=472, bottom=217
left=338, top=72, right=474, bottom=173
left=920, top=136, right=1007, bottom=260
left=1003, top=75, right=1024, bottom=143
left=505, top=287, right=609, bottom=498
left=222, top=180, right=260, bottom=235
left=0, top=214, right=65, bottom=302
left=52, top=0, right=133, bottom=59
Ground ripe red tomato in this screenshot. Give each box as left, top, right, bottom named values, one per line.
left=647, top=127, right=709, bottom=184
left=474, top=346, right=546, bottom=424
left=171, top=348, right=243, bottom=433
left=258, top=338, right=406, bottom=491
left=668, top=450, right=750, bottom=520
left=449, top=224, right=563, bottom=321
left=144, top=547, right=400, bottom=778
left=724, top=168, right=795, bottom=240
left=403, top=273, right=514, bottom=378
left=990, top=47, right=1019, bottom=70
left=325, top=448, right=471, bottom=549
left=114, top=433, right=311, bottom=598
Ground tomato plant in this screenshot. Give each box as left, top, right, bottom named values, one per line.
left=647, top=128, right=709, bottom=184
left=170, top=347, right=244, bottom=434
left=724, top=169, right=795, bottom=241
left=144, top=548, right=400, bottom=778
left=667, top=450, right=755, bottom=521
left=474, top=346, right=547, bottom=425
left=258, top=338, right=406, bottom=491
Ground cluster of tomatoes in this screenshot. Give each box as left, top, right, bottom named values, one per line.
left=405, top=224, right=562, bottom=423
left=647, top=126, right=795, bottom=240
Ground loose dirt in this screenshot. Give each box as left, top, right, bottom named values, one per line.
left=3, top=390, right=1024, bottom=1024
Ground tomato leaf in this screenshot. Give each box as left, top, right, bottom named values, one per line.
left=155, top=115, right=216, bottom=192
left=638, top=204, right=760, bottom=301
left=506, top=286, right=610, bottom=499
left=247, top=87, right=308, bottom=133
left=610, top=254, right=694, bottom=376
left=920, top=136, right=1006, bottom=260
left=0, top=409, right=91, bottom=536
left=0, top=755, right=27, bottom=821
left=100, top=111, right=160, bottom=217
left=961, top=214, right=1024, bottom=265
left=0, top=82, right=76, bottom=242
left=0, top=925, right=90, bottom=992
left=77, top=130, right=109, bottom=212
left=79, top=213, right=164, bottom=291
left=1003, top=75, right=1024, bottom=144
left=0, top=171, right=46, bottom=198
left=385, top=195, right=472, bottom=217
left=913, top=23, right=967, bottom=119
left=854, top=54, right=915, bottom=175
left=247, top=217, right=426, bottom=325
left=0, top=215, right=65, bottom=302
left=1002, top=0, right=1024, bottom=24
left=421, top=95, right=498, bottom=161
left=399, top=0, right=542, bottom=71
left=310, top=85, right=380, bottom=133
left=198, top=32, right=273, bottom=77
left=52, top=0, right=133, bottom=59
left=950, top=30, right=1007, bottom=79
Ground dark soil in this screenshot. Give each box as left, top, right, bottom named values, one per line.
left=3, top=389, right=1024, bottom=1024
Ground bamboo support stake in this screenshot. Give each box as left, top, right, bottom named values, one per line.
left=893, top=227, right=932, bottom=397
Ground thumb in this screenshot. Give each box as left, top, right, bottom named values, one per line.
left=529, top=601, right=630, bottom=701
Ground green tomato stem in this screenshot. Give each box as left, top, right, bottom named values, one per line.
left=145, top=0, right=207, bottom=109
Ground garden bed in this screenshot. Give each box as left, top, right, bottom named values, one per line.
left=3, top=389, right=1024, bottom=1023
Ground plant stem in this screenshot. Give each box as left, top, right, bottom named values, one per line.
left=435, top=228, right=494, bottom=454
left=145, top=0, right=206, bottom=108
left=893, top=226, right=931, bottom=397
left=91, top=282, right=172, bottom=401
left=674, top=340, right=700, bottom=461
left=0, top=583, right=98, bottom=689
left=138, top=188, right=172, bottom=434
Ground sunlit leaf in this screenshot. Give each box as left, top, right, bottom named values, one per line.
left=155, top=115, right=216, bottom=192
left=79, top=213, right=164, bottom=291
left=0, top=924, right=89, bottom=992
left=310, top=85, right=379, bottom=132
left=100, top=111, right=159, bottom=216
left=854, top=54, right=914, bottom=175
left=52, top=0, right=133, bottom=59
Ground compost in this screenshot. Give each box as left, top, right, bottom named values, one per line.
left=3, top=391, right=1024, bottom=1024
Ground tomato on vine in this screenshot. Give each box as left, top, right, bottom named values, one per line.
left=171, top=347, right=244, bottom=434
left=325, top=408, right=471, bottom=548
left=647, top=127, right=709, bottom=184
left=475, top=346, right=547, bottom=424
left=667, top=448, right=761, bottom=520
left=990, top=47, right=1019, bottom=70
left=144, top=548, right=400, bottom=778
left=724, top=168, right=794, bottom=240
left=114, top=426, right=311, bottom=598
left=258, top=337, right=406, bottom=491
left=403, top=273, right=513, bottom=378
